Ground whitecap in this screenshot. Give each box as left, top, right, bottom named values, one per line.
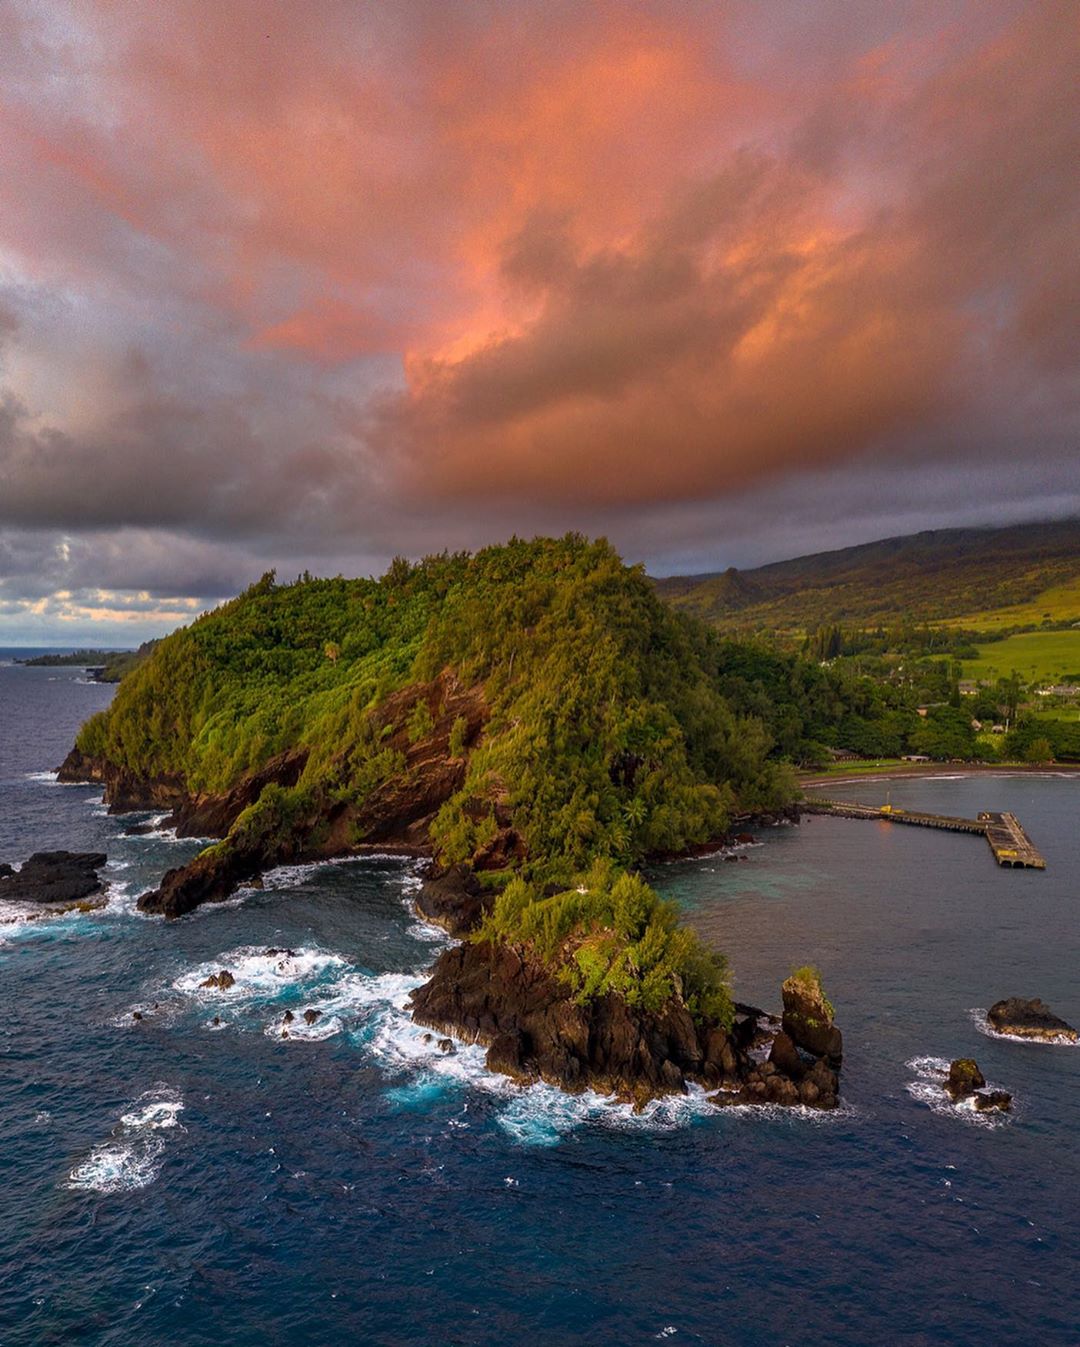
left=173, top=945, right=348, bottom=1001
left=65, top=1085, right=184, bottom=1194
left=968, top=1007, right=1079, bottom=1048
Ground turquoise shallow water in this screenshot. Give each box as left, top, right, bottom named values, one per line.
left=1, top=656, right=1078, bottom=1346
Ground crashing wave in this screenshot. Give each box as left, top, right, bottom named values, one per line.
left=65, top=1085, right=184, bottom=1194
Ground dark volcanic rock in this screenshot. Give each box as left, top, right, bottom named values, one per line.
left=972, top=1090, right=1012, bottom=1112
left=409, top=939, right=835, bottom=1109
left=56, top=746, right=309, bottom=839
left=303, top=1009, right=321, bottom=1026
left=781, top=970, right=842, bottom=1065
left=199, top=969, right=235, bottom=990
left=138, top=843, right=267, bottom=919
left=945, top=1058, right=986, bottom=1098
left=410, top=939, right=724, bottom=1105
left=768, top=1030, right=806, bottom=1080
left=414, top=863, right=493, bottom=936
left=0, top=851, right=107, bottom=905
left=988, top=997, right=1077, bottom=1042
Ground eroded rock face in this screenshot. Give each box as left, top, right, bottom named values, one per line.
left=139, top=844, right=268, bottom=919
left=781, top=970, right=842, bottom=1065
left=0, top=851, right=107, bottom=906
left=988, top=998, right=1077, bottom=1042
left=414, top=864, right=492, bottom=936
left=409, top=939, right=840, bottom=1110
left=410, top=939, right=722, bottom=1105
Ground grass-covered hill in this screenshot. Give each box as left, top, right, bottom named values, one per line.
left=656, top=520, right=1080, bottom=634
left=69, top=536, right=794, bottom=908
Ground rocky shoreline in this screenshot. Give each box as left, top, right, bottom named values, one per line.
left=409, top=863, right=842, bottom=1110
left=54, top=746, right=838, bottom=1110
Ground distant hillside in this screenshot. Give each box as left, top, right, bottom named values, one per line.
left=655, top=521, right=1080, bottom=632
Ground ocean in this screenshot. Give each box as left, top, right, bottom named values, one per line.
left=1, top=652, right=1078, bottom=1346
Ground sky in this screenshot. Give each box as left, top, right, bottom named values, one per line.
left=0, top=0, right=1077, bottom=645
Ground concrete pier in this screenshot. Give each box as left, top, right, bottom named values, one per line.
left=802, top=798, right=1046, bottom=869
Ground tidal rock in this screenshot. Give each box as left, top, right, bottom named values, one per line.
left=987, top=998, right=1077, bottom=1043
left=199, top=969, right=236, bottom=990
left=303, top=1009, right=321, bottom=1026
left=972, top=1089, right=1012, bottom=1112
left=781, top=968, right=842, bottom=1065
left=0, top=851, right=107, bottom=906
left=282, top=1010, right=295, bottom=1024
left=437, top=1038, right=455, bottom=1054
left=945, top=1058, right=986, bottom=1098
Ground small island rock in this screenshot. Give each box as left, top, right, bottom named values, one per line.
left=945, top=1058, right=986, bottom=1098
left=988, top=998, right=1077, bottom=1042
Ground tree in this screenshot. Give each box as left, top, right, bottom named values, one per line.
left=1025, top=737, right=1054, bottom=764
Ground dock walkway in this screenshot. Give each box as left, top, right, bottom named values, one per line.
left=802, top=798, right=1046, bottom=868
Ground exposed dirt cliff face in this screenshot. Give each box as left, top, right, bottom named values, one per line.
left=60, top=671, right=502, bottom=919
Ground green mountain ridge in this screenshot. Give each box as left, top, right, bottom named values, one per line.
left=655, top=520, right=1080, bottom=630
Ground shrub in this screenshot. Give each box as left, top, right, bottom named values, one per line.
left=478, top=861, right=734, bottom=1027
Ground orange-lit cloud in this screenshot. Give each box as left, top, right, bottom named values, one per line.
left=0, top=0, right=1076, bottom=634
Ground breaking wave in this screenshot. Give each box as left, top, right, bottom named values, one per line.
left=65, top=1085, right=184, bottom=1194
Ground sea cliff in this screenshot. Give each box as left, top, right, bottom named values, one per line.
left=57, top=537, right=835, bottom=1106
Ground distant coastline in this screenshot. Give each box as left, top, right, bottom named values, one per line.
left=800, top=761, right=1080, bottom=789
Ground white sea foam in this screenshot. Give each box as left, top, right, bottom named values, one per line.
left=65, top=1085, right=184, bottom=1194
left=968, top=1007, right=1079, bottom=1047
left=904, top=1056, right=1014, bottom=1128
left=174, top=946, right=348, bottom=1000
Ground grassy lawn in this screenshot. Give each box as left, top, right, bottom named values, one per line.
left=961, top=629, right=1080, bottom=684
left=942, top=572, right=1080, bottom=631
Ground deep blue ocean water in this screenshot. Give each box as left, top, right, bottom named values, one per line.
left=1, top=651, right=1078, bottom=1346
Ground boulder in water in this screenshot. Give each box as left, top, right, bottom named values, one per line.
left=987, top=998, right=1077, bottom=1042
left=199, top=969, right=236, bottom=990
left=0, top=851, right=107, bottom=906
left=973, top=1090, right=1012, bottom=1112
left=945, top=1058, right=986, bottom=1098
left=303, top=1009, right=321, bottom=1026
